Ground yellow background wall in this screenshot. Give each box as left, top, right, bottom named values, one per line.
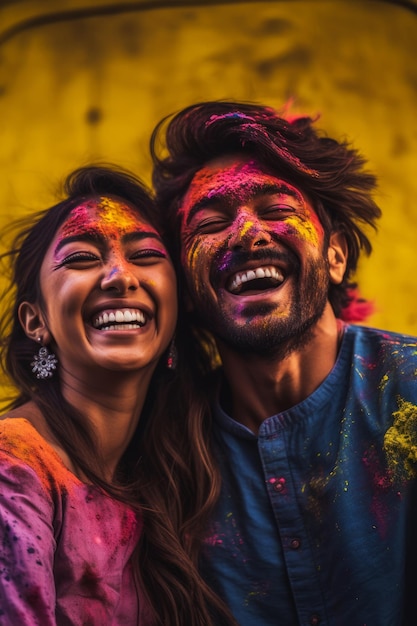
left=1, top=0, right=416, bottom=340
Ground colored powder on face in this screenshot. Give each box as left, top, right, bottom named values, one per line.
left=276, top=213, right=319, bottom=246
left=182, top=163, right=318, bottom=289
left=182, top=159, right=306, bottom=213
left=181, top=159, right=322, bottom=264
left=96, top=197, right=141, bottom=232
left=238, top=218, right=255, bottom=238
left=383, top=397, right=417, bottom=481
left=59, top=197, right=149, bottom=244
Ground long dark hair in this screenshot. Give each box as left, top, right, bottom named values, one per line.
left=151, top=99, right=382, bottom=319
left=0, top=164, right=236, bottom=625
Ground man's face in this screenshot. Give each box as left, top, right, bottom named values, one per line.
left=178, top=155, right=337, bottom=356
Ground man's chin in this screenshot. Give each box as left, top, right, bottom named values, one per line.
left=213, top=305, right=326, bottom=358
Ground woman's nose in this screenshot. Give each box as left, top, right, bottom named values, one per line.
left=100, top=261, right=139, bottom=292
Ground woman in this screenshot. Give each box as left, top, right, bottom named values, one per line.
left=0, top=165, right=236, bottom=626
left=0, top=164, right=177, bottom=625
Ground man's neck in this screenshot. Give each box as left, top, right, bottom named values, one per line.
left=217, top=304, right=344, bottom=434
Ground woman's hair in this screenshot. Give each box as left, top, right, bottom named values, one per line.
left=135, top=317, right=235, bottom=625
left=0, top=164, right=236, bottom=625
left=151, top=99, right=382, bottom=319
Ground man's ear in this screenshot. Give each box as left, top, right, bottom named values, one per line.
left=18, top=302, right=51, bottom=343
left=327, top=232, right=348, bottom=285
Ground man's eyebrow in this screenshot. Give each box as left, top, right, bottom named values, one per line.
left=54, top=230, right=162, bottom=254
left=184, top=182, right=303, bottom=225
left=252, top=183, right=304, bottom=202
left=184, top=197, right=220, bottom=226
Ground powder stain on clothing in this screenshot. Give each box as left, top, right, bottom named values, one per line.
left=384, top=397, right=417, bottom=481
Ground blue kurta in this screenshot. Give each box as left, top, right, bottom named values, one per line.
left=201, top=324, right=417, bottom=626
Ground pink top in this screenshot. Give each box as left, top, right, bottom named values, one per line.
left=0, top=418, right=150, bottom=625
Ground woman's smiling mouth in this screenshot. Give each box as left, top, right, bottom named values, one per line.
left=92, top=308, right=146, bottom=331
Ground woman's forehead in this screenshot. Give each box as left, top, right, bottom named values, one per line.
left=59, top=196, right=154, bottom=239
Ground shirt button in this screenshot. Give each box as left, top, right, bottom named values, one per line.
left=273, top=477, right=286, bottom=492
left=290, top=538, right=301, bottom=550
left=310, top=615, right=321, bottom=625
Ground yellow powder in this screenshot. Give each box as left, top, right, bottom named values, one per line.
left=383, top=397, right=417, bottom=481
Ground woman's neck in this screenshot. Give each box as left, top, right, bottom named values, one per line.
left=60, top=368, right=153, bottom=479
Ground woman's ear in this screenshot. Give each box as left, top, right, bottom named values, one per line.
left=18, top=302, right=51, bottom=343
left=328, top=232, right=348, bottom=285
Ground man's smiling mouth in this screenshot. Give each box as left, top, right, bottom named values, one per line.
left=92, top=309, right=146, bottom=331
left=226, top=266, right=285, bottom=295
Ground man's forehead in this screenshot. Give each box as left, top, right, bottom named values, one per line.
left=181, top=155, right=306, bottom=209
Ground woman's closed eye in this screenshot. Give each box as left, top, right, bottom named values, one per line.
left=56, top=250, right=100, bottom=268
left=130, top=248, right=168, bottom=264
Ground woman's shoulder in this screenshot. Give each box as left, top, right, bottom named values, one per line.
left=1, top=402, right=50, bottom=450
left=0, top=405, right=79, bottom=488
left=0, top=404, right=45, bottom=447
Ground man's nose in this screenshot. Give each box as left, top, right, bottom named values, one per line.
left=228, top=211, right=272, bottom=251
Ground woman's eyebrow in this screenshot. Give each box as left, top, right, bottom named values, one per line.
left=54, top=230, right=162, bottom=254
left=54, top=232, right=100, bottom=254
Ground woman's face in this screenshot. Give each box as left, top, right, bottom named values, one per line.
left=26, top=196, right=177, bottom=381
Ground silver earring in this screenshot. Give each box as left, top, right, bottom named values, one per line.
left=167, top=339, right=178, bottom=370
left=31, top=340, right=58, bottom=379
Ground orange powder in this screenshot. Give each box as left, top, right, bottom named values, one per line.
left=0, top=418, right=79, bottom=493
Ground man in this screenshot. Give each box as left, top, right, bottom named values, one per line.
left=151, top=101, right=417, bottom=626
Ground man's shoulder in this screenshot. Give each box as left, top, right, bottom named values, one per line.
left=346, top=324, right=417, bottom=385
left=347, top=323, right=417, bottom=349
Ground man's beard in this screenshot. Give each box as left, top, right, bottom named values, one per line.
left=192, top=255, right=330, bottom=360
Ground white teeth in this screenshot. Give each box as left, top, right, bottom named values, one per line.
left=99, top=324, right=140, bottom=331
left=93, top=309, right=145, bottom=329
left=246, top=270, right=256, bottom=281
left=229, top=266, right=284, bottom=293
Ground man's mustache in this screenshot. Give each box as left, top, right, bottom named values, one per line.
left=214, top=246, right=298, bottom=276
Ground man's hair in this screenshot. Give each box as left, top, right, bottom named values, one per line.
left=151, top=100, right=382, bottom=318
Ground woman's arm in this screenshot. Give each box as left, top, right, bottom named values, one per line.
left=0, top=451, right=57, bottom=626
